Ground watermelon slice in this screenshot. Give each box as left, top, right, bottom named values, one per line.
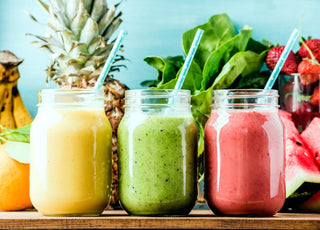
left=279, top=110, right=320, bottom=212
left=301, top=117, right=320, bottom=168
left=279, top=110, right=320, bottom=196
left=284, top=138, right=320, bottom=196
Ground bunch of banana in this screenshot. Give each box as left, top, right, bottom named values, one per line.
left=0, top=51, right=32, bottom=130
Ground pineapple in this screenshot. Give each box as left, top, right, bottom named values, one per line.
left=28, top=0, right=127, bottom=206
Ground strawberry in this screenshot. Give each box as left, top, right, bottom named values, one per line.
left=298, top=72, right=320, bottom=86
left=311, top=85, right=320, bottom=106
left=297, top=60, right=320, bottom=74
left=266, top=46, right=298, bottom=74
left=298, top=39, right=320, bottom=62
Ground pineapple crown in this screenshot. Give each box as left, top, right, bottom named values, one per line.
left=28, top=0, right=124, bottom=85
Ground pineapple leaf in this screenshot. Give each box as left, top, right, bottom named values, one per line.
left=61, top=30, right=76, bottom=52
left=25, top=11, right=54, bottom=31
left=92, top=43, right=113, bottom=57
left=26, top=33, right=50, bottom=43
left=80, top=17, right=99, bottom=46
left=48, top=7, right=71, bottom=32
left=103, top=16, right=122, bottom=40
left=80, top=65, right=95, bottom=72
left=25, top=11, right=39, bottom=23
left=28, top=33, right=66, bottom=54
left=82, top=0, right=93, bottom=14
left=49, top=3, right=70, bottom=31
left=88, top=36, right=106, bottom=54
left=66, top=0, right=80, bottom=23
left=36, top=0, right=49, bottom=12
left=85, top=55, right=105, bottom=68
left=110, top=64, right=127, bottom=69
left=98, top=5, right=115, bottom=35
left=69, top=42, right=90, bottom=64
left=70, top=0, right=89, bottom=39
left=91, top=0, right=107, bottom=22
left=31, top=41, right=65, bottom=55
left=49, top=0, right=66, bottom=14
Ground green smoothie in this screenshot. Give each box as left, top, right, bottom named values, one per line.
left=118, top=115, right=198, bottom=216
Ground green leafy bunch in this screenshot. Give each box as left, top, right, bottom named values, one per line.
left=0, top=124, right=31, bottom=164
left=141, top=13, right=270, bottom=180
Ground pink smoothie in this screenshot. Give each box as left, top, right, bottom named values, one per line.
left=204, top=109, right=285, bottom=216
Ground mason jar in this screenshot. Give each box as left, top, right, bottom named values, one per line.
left=118, top=89, right=198, bottom=216
left=204, top=89, right=285, bottom=216
left=30, top=89, right=113, bottom=216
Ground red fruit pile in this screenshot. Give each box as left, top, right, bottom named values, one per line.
left=267, top=39, right=320, bottom=131
left=266, top=39, right=320, bottom=74
left=298, top=39, right=320, bottom=62
left=266, top=46, right=298, bottom=74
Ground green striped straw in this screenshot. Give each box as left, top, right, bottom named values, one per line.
left=264, top=28, right=299, bottom=90
left=174, top=28, right=204, bottom=90
left=95, top=30, right=127, bottom=90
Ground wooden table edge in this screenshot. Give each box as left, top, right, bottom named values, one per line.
left=0, top=209, right=319, bottom=229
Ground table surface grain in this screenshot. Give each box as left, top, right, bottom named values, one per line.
left=0, top=209, right=320, bottom=229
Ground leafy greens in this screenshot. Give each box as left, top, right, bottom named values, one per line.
left=0, top=124, right=31, bottom=164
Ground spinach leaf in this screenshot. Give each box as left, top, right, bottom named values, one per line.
left=143, top=56, right=184, bottom=87
left=211, top=50, right=267, bottom=89
left=182, top=13, right=235, bottom=69
left=140, top=80, right=159, bottom=88
left=232, top=71, right=271, bottom=89
left=0, top=124, right=31, bottom=143
left=158, top=61, right=203, bottom=94
left=201, top=26, right=253, bottom=90
left=0, top=124, right=31, bottom=164
left=247, top=37, right=270, bottom=53
left=5, top=141, right=30, bottom=164
left=191, top=88, right=213, bottom=158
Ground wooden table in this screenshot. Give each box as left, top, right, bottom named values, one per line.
left=0, top=210, right=319, bottom=229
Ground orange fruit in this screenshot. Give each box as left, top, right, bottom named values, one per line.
left=0, top=144, right=32, bottom=211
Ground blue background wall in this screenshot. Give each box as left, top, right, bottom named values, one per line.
left=1, top=0, right=320, bottom=117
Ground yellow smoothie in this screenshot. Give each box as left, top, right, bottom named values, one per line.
left=30, top=107, right=112, bottom=216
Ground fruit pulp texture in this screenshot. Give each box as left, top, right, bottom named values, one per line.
left=204, top=109, right=286, bottom=216
left=118, top=115, right=198, bottom=215
left=30, top=109, right=113, bottom=216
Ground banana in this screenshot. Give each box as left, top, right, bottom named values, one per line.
left=0, top=83, right=6, bottom=112
left=12, top=88, right=33, bottom=128
left=0, top=52, right=32, bottom=131
left=0, top=83, right=7, bottom=134
left=0, top=82, right=16, bottom=129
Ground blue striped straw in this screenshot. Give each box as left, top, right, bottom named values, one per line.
left=174, top=28, right=204, bottom=90
left=95, top=30, right=127, bottom=90
left=264, top=28, right=299, bottom=90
